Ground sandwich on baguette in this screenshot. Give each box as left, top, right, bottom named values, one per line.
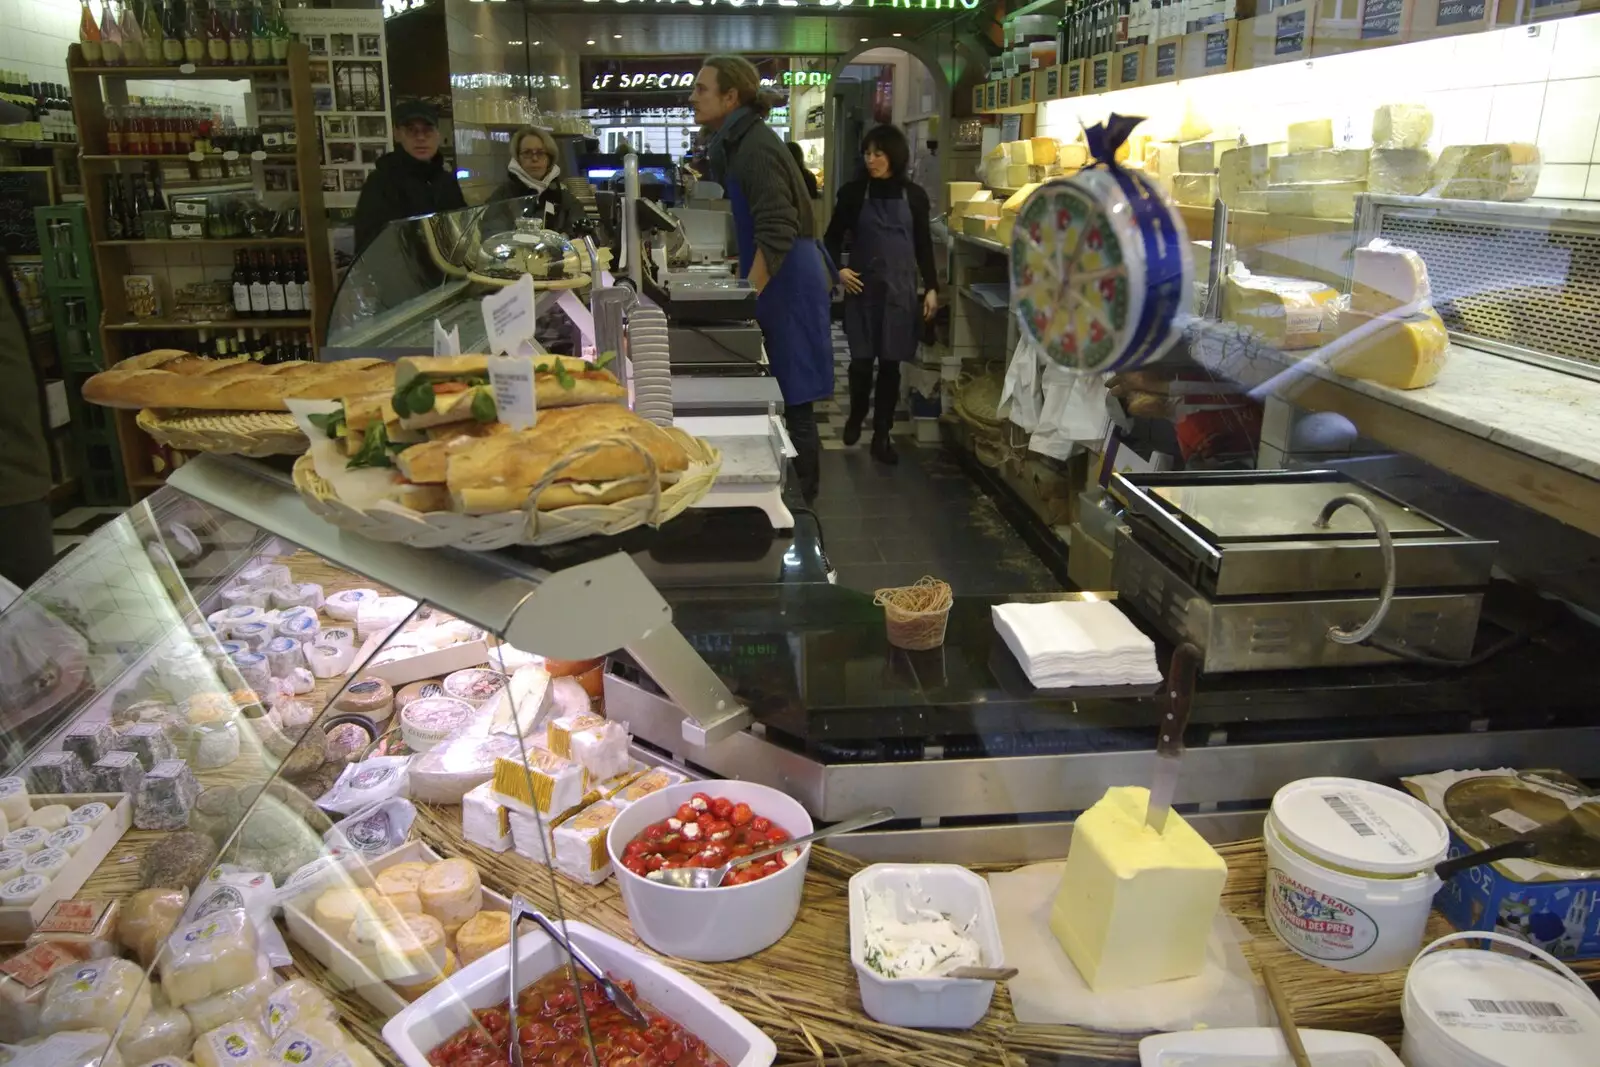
left=389, top=354, right=624, bottom=430
left=82, top=350, right=397, bottom=412
left=386, top=405, right=689, bottom=513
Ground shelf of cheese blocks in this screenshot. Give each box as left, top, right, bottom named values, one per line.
left=982, top=137, right=1086, bottom=194
left=282, top=840, right=514, bottom=1014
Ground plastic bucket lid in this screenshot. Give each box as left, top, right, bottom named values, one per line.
left=1270, top=777, right=1448, bottom=876
left=1405, top=931, right=1600, bottom=1067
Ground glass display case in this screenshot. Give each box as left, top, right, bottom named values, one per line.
left=0, top=474, right=741, bottom=1067
left=325, top=196, right=600, bottom=358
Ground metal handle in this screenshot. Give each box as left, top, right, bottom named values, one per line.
left=507, top=896, right=526, bottom=1067
left=1311, top=492, right=1396, bottom=646
left=735, top=806, right=896, bottom=870
left=522, top=906, right=609, bottom=986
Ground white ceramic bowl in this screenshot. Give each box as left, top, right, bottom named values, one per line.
left=606, top=781, right=814, bottom=962
left=382, top=919, right=776, bottom=1067
left=848, top=863, right=1005, bottom=1029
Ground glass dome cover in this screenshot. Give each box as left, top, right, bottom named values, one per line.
left=471, top=218, right=581, bottom=282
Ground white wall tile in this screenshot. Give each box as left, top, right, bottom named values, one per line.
left=1499, top=23, right=1557, bottom=84
left=1537, top=77, right=1600, bottom=164
left=1486, top=83, right=1544, bottom=144
left=1535, top=162, right=1587, bottom=199
left=1551, top=13, right=1600, bottom=81
left=1424, top=86, right=1492, bottom=146
left=1584, top=165, right=1600, bottom=199
left=1443, top=32, right=1504, bottom=91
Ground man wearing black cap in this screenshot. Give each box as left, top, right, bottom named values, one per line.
left=352, top=99, right=466, bottom=256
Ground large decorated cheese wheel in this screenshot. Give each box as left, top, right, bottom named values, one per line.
left=1011, top=167, right=1191, bottom=374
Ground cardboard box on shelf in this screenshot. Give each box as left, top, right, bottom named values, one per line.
left=1180, top=22, right=1238, bottom=78
left=1238, top=1, right=1318, bottom=67
left=1148, top=37, right=1184, bottom=84
left=1312, top=0, right=1416, bottom=54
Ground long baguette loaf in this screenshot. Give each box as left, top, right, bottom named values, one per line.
left=82, top=351, right=397, bottom=411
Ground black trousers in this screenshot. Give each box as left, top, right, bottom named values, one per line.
left=784, top=401, right=820, bottom=502
left=0, top=498, right=55, bottom=591
left=846, top=358, right=901, bottom=436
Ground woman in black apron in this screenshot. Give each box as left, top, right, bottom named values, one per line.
left=824, top=124, right=939, bottom=465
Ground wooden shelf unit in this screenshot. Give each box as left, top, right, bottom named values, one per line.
left=68, top=41, right=332, bottom=500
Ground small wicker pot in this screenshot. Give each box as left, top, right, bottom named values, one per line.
left=874, top=577, right=954, bottom=651
left=138, top=408, right=308, bottom=457
left=293, top=428, right=720, bottom=550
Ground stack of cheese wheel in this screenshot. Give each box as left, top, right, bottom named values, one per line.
left=1010, top=162, right=1191, bottom=374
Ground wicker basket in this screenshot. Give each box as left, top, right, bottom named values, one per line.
left=292, top=427, right=720, bottom=550
left=137, top=408, right=308, bottom=457
left=873, top=577, right=954, bottom=651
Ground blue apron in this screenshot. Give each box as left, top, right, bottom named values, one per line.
left=727, top=175, right=836, bottom=407
left=843, top=193, right=920, bottom=365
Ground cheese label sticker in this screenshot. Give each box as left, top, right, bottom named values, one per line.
left=1321, top=791, right=1418, bottom=858
left=195, top=885, right=246, bottom=917
left=65, top=962, right=107, bottom=994
left=39, top=898, right=111, bottom=934
left=1266, top=867, right=1379, bottom=961
left=489, top=354, right=538, bottom=431
left=1, top=943, right=76, bottom=987
left=1434, top=997, right=1585, bottom=1035
left=347, top=680, right=383, bottom=695
left=1489, top=807, right=1542, bottom=835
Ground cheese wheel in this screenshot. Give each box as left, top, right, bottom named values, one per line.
left=324, top=588, right=378, bottom=622
left=0, top=848, right=23, bottom=881
left=0, top=777, right=30, bottom=823
left=396, top=679, right=446, bottom=712
left=45, top=824, right=91, bottom=855
left=311, top=887, right=371, bottom=942
left=5, top=826, right=48, bottom=854
left=67, top=802, right=110, bottom=828
left=401, top=697, right=475, bottom=752
left=23, top=846, right=69, bottom=878
left=375, top=861, right=429, bottom=897
left=26, top=804, right=71, bottom=832
left=456, top=910, right=511, bottom=965
left=333, top=676, right=394, bottom=723
left=1, top=873, right=47, bottom=905
left=395, top=947, right=458, bottom=1003
left=347, top=911, right=444, bottom=981
left=418, top=858, right=481, bottom=928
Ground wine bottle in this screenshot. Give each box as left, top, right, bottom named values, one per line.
left=120, top=0, right=145, bottom=67
left=142, top=0, right=165, bottom=64
left=266, top=0, right=288, bottom=63
left=231, top=249, right=251, bottom=316
left=101, top=0, right=124, bottom=65
left=249, top=0, right=270, bottom=63
left=79, top=0, right=104, bottom=65
left=182, top=0, right=203, bottom=62
left=265, top=252, right=286, bottom=315
left=296, top=251, right=311, bottom=311
left=283, top=251, right=304, bottom=314
left=205, top=0, right=228, bottom=64
left=228, top=0, right=250, bottom=64
left=248, top=250, right=269, bottom=315
left=162, top=0, right=183, bottom=62
left=105, top=175, right=125, bottom=239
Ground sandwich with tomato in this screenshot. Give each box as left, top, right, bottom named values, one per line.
left=390, top=353, right=624, bottom=430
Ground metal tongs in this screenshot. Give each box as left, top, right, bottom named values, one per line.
left=507, top=895, right=648, bottom=1066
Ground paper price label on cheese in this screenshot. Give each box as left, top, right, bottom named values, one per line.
left=488, top=354, right=538, bottom=429
left=481, top=272, right=538, bottom=356
left=432, top=319, right=460, bottom=357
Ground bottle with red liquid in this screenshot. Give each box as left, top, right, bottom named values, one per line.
left=177, top=105, right=195, bottom=152
left=105, top=103, right=123, bottom=154
left=160, top=105, right=177, bottom=153
left=124, top=104, right=145, bottom=154
left=194, top=105, right=212, bottom=154
left=78, top=0, right=104, bottom=64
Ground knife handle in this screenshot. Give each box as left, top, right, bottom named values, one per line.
left=1158, top=643, right=1202, bottom=758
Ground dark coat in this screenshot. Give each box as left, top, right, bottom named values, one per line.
left=0, top=245, right=49, bottom=509
left=487, top=171, right=587, bottom=235
left=352, top=150, right=467, bottom=256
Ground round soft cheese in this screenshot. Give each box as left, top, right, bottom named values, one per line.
left=0, top=778, right=31, bottom=823
left=396, top=680, right=446, bottom=712
left=306, top=643, right=354, bottom=679
left=277, top=611, right=320, bottom=642
left=4, top=826, right=48, bottom=854
left=401, top=697, right=475, bottom=752
left=272, top=582, right=324, bottom=610
left=239, top=562, right=292, bottom=590
left=334, top=676, right=394, bottom=722
left=1, top=873, right=48, bottom=905
left=26, top=804, right=71, bottom=832
left=442, top=669, right=508, bottom=708
left=456, top=910, right=511, bottom=965
left=231, top=621, right=274, bottom=650
left=0, top=849, right=23, bottom=882
left=220, top=584, right=269, bottom=609
left=419, top=858, right=481, bottom=928
left=23, top=846, right=69, bottom=878
left=68, top=801, right=110, bottom=828
left=319, top=627, right=356, bottom=651
left=395, top=947, right=457, bottom=1003
left=324, top=588, right=378, bottom=622
left=46, top=824, right=91, bottom=855
left=375, top=861, right=430, bottom=897
left=312, top=887, right=371, bottom=943
left=184, top=692, right=235, bottom=725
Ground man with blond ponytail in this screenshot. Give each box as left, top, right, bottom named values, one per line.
left=691, top=54, right=834, bottom=502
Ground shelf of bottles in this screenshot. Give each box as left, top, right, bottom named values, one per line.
left=0, top=74, right=79, bottom=146
left=75, top=0, right=293, bottom=72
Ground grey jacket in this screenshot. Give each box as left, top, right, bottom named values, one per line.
left=715, top=113, right=816, bottom=281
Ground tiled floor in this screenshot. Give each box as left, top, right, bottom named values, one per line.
left=808, top=444, right=1061, bottom=597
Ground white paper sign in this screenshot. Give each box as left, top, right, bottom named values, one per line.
left=480, top=273, right=538, bottom=356
left=432, top=319, right=460, bottom=356
left=488, top=354, right=537, bottom=430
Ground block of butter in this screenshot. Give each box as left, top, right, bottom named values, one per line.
left=1049, top=786, right=1226, bottom=992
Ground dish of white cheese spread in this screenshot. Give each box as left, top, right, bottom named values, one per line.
left=860, top=883, right=982, bottom=979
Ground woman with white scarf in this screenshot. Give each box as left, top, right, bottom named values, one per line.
left=490, top=125, right=585, bottom=234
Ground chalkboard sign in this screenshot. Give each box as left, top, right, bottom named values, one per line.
left=1156, top=42, right=1179, bottom=78
left=973, top=84, right=985, bottom=111
left=1068, top=63, right=1082, bottom=94
left=1360, top=0, right=1406, bottom=37
left=985, top=82, right=998, bottom=110
left=0, top=168, right=54, bottom=256
left=1092, top=56, right=1109, bottom=91
left=999, top=79, right=1012, bottom=107
left=1275, top=10, right=1308, bottom=55
left=1045, top=67, right=1060, bottom=98
left=1204, top=29, right=1231, bottom=69
left=1019, top=74, right=1033, bottom=103
left=1120, top=50, right=1140, bottom=85
left=1436, top=0, right=1485, bottom=24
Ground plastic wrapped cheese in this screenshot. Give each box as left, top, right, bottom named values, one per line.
left=180, top=967, right=278, bottom=1034
left=0, top=942, right=79, bottom=1043
left=551, top=801, right=621, bottom=886
left=1221, top=264, right=1338, bottom=349
left=323, top=798, right=416, bottom=859
left=117, top=1008, right=193, bottom=1064
left=238, top=562, right=291, bottom=591
left=192, top=1019, right=270, bottom=1067
left=261, top=979, right=337, bottom=1041
left=264, top=1026, right=354, bottom=1067
left=25, top=899, right=121, bottom=960
left=119, top=888, right=188, bottom=968
left=410, top=733, right=521, bottom=804
left=418, top=858, right=481, bottom=929
left=38, top=958, right=152, bottom=1037
left=319, top=757, right=411, bottom=815
left=271, top=583, right=323, bottom=611
left=7, top=1029, right=125, bottom=1067
left=161, top=908, right=259, bottom=1008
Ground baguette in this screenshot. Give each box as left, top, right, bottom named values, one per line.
left=82, top=353, right=396, bottom=412
left=454, top=479, right=649, bottom=514
left=391, top=354, right=625, bottom=429
left=395, top=428, right=519, bottom=484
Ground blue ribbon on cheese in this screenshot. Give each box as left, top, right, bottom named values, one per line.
left=1083, top=113, right=1191, bottom=371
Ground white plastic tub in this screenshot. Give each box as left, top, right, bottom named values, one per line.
left=847, top=863, right=1004, bottom=1029
left=381, top=919, right=776, bottom=1067
left=1262, top=777, right=1448, bottom=973
left=1139, top=1027, right=1404, bottom=1065
left=1402, top=930, right=1600, bottom=1067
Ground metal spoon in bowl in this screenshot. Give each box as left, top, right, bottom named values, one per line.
left=650, top=806, right=896, bottom=889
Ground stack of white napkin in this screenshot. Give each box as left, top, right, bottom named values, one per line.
left=992, top=600, right=1163, bottom=688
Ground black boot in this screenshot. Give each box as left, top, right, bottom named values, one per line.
left=869, top=361, right=901, bottom=465
left=842, top=359, right=874, bottom=446
left=785, top=402, right=821, bottom=501
left=870, top=433, right=899, bottom=465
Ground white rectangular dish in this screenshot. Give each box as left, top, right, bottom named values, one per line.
left=281, top=839, right=510, bottom=1014
left=1139, top=1027, right=1405, bottom=1065
left=847, top=863, right=1005, bottom=1029
left=0, top=793, right=131, bottom=943
left=383, top=919, right=776, bottom=1067
left=354, top=634, right=491, bottom=687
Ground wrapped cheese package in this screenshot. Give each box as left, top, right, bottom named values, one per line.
left=262, top=978, right=338, bottom=1040
left=25, top=899, right=121, bottom=960
left=8, top=1029, right=124, bottom=1067
left=119, top=887, right=189, bottom=967
left=181, top=966, right=278, bottom=1034
left=552, top=801, right=622, bottom=886
left=492, top=749, right=587, bottom=816
left=161, top=908, right=260, bottom=1007
left=193, top=1019, right=271, bottom=1067
left=411, top=732, right=521, bottom=804
left=117, top=1007, right=194, bottom=1064
left=462, top=780, right=513, bottom=853
left=38, top=957, right=152, bottom=1036
left=0, top=942, right=79, bottom=1042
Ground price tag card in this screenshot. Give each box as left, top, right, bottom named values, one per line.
left=480, top=273, right=537, bottom=356
left=488, top=353, right=537, bottom=429
left=432, top=319, right=460, bottom=356
left=223, top=150, right=239, bottom=161
left=179, top=62, right=197, bottom=74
